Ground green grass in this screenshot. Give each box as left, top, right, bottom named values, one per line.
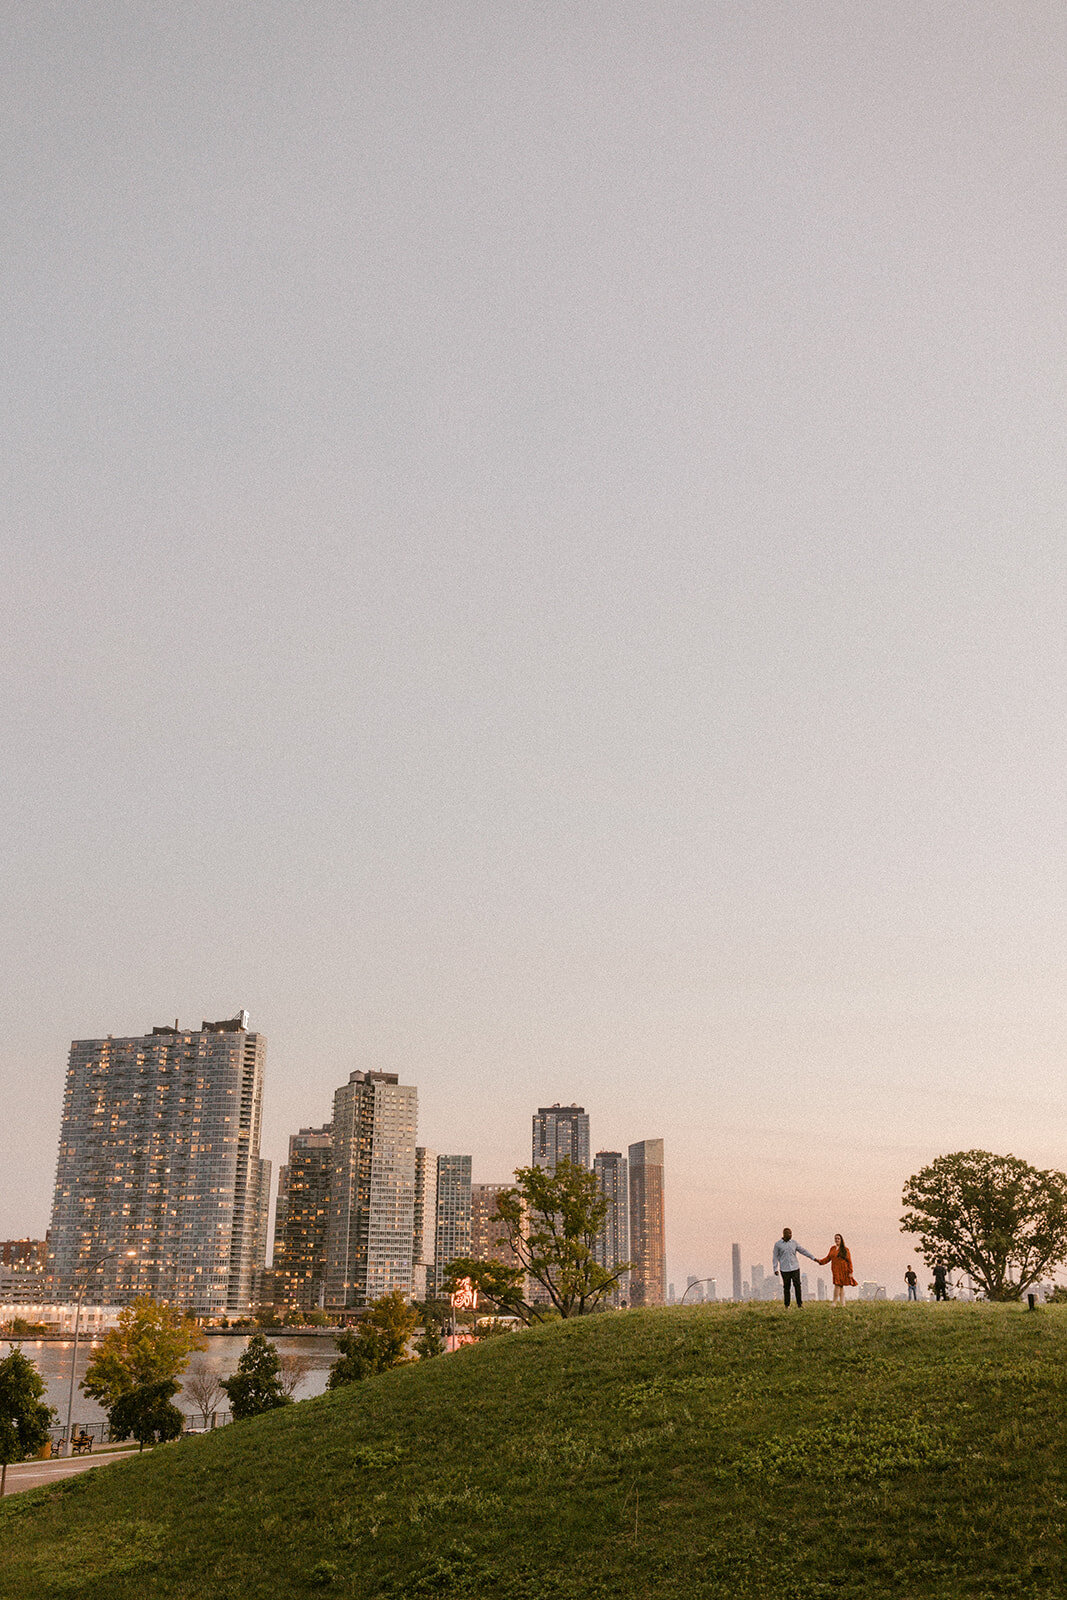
left=2, top=1303, right=1065, bottom=1599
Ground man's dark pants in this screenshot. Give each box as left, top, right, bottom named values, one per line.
left=782, top=1269, right=802, bottom=1307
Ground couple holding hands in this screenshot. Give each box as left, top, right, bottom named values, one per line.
left=771, top=1226, right=857, bottom=1307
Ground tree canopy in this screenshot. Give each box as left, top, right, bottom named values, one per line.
left=82, top=1297, right=205, bottom=1411
left=327, top=1293, right=417, bottom=1387
left=901, top=1149, right=1067, bottom=1300
left=0, top=1348, right=56, bottom=1494
left=221, top=1332, right=291, bottom=1419
left=108, top=1381, right=184, bottom=1451
left=444, top=1158, right=632, bottom=1322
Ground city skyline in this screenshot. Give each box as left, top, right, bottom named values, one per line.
left=10, top=1000, right=1066, bottom=1297
left=3, top=5, right=1065, bottom=1299
left=31, top=1008, right=674, bottom=1312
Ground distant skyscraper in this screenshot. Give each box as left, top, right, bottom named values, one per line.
left=48, top=1013, right=267, bottom=1315
left=706, top=1278, right=717, bottom=1301
left=732, top=1243, right=742, bottom=1302
left=751, top=1264, right=764, bottom=1296
left=686, top=1274, right=703, bottom=1303
left=593, top=1151, right=629, bottom=1306
left=627, top=1139, right=665, bottom=1307
left=434, top=1156, right=472, bottom=1289
left=325, top=1071, right=417, bottom=1307
left=273, top=1126, right=332, bottom=1310
left=412, top=1147, right=438, bottom=1299
left=532, top=1104, right=590, bottom=1171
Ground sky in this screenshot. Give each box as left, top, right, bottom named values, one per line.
left=3, top=2, right=1066, bottom=1295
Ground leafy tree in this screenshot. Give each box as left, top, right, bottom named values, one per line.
left=82, top=1296, right=206, bottom=1412
left=326, top=1292, right=417, bottom=1388
left=221, top=1332, right=291, bottom=1419
left=901, top=1150, right=1067, bottom=1301
left=0, top=1348, right=56, bottom=1495
left=415, top=1317, right=444, bottom=1359
left=182, top=1359, right=225, bottom=1427
left=108, top=1381, right=184, bottom=1451
left=445, top=1159, right=632, bottom=1322
left=1044, top=1284, right=1067, bottom=1304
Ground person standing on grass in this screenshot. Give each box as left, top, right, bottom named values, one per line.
left=772, top=1227, right=817, bottom=1307
left=816, top=1234, right=857, bottom=1306
left=932, top=1263, right=949, bottom=1301
left=905, top=1265, right=918, bottom=1301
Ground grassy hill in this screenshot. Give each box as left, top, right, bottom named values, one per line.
left=2, top=1303, right=1065, bottom=1599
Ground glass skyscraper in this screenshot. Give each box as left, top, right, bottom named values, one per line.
left=593, top=1150, right=630, bottom=1306
left=532, top=1103, right=590, bottom=1171
left=627, top=1138, right=666, bottom=1307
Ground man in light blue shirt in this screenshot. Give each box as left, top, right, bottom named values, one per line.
left=771, top=1228, right=817, bottom=1307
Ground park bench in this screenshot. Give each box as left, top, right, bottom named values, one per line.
left=71, top=1432, right=93, bottom=1455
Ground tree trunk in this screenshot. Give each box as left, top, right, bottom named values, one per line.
left=1, top=1461, right=7, bottom=1496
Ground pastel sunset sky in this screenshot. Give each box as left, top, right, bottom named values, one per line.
left=3, top=3, right=1065, bottom=1293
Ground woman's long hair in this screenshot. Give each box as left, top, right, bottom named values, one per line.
left=834, top=1233, right=848, bottom=1260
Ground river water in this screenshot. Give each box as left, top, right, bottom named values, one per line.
left=5, top=1334, right=338, bottom=1437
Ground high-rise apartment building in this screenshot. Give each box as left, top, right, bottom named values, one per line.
left=532, top=1104, right=590, bottom=1171
left=272, top=1125, right=332, bottom=1310
left=593, top=1151, right=629, bottom=1306
left=325, top=1071, right=417, bottom=1308
left=434, top=1155, right=472, bottom=1289
left=48, top=1014, right=268, bottom=1316
left=412, top=1146, right=438, bottom=1299
left=470, top=1182, right=525, bottom=1272
left=627, top=1139, right=665, bottom=1307
left=731, top=1243, right=742, bottom=1302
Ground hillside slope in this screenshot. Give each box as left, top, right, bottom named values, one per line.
left=1, top=1303, right=1065, bottom=1599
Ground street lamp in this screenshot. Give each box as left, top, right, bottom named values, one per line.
left=680, top=1279, right=716, bottom=1305
left=63, top=1248, right=135, bottom=1452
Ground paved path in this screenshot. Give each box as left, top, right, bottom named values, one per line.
left=2, top=1448, right=141, bottom=1496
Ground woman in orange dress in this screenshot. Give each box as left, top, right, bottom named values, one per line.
left=817, top=1233, right=856, bottom=1306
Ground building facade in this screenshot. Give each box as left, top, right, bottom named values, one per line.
left=627, top=1138, right=665, bottom=1307
left=325, top=1071, right=417, bottom=1307
left=731, top=1243, right=742, bottom=1302
left=272, top=1125, right=332, bottom=1310
left=412, top=1147, right=438, bottom=1299
left=434, top=1155, right=472, bottom=1291
left=593, top=1151, right=629, bottom=1306
left=47, top=1014, right=268, bottom=1316
left=532, top=1104, right=590, bottom=1171
left=470, top=1182, right=526, bottom=1272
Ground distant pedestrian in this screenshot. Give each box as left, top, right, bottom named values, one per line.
left=932, top=1264, right=949, bottom=1302
left=905, top=1266, right=918, bottom=1301
left=772, top=1227, right=817, bottom=1307
left=816, top=1234, right=857, bottom=1306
